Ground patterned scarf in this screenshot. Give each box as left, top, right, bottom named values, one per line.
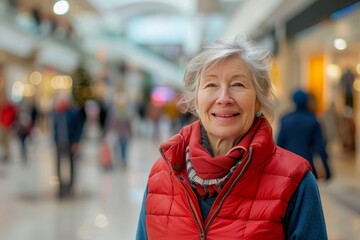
left=186, top=124, right=246, bottom=199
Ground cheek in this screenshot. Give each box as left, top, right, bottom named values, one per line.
left=239, top=95, right=255, bottom=106
left=197, top=92, right=209, bottom=109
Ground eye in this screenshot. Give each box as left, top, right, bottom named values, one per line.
left=232, top=82, right=245, bottom=87
left=203, top=82, right=217, bottom=88
left=206, top=83, right=217, bottom=87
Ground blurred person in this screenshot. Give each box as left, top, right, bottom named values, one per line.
left=14, top=97, right=38, bottom=164
left=338, top=106, right=356, bottom=152
left=97, top=98, right=109, bottom=137
left=137, top=100, right=147, bottom=122
left=163, top=98, right=181, bottom=134
left=340, top=68, right=355, bottom=108
left=307, top=91, right=317, bottom=114
left=322, top=102, right=340, bottom=150
left=179, top=111, right=197, bottom=127
left=277, top=89, right=332, bottom=180
left=145, top=102, right=162, bottom=140
left=307, top=92, right=331, bottom=146
left=52, top=93, right=85, bottom=199
left=0, top=99, right=17, bottom=163
left=136, top=35, right=327, bottom=239
left=134, top=100, right=147, bottom=137
left=105, top=94, right=132, bottom=169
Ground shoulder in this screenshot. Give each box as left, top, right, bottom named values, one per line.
left=149, top=157, right=169, bottom=177
left=147, top=157, right=178, bottom=195
left=275, top=146, right=310, bottom=166
left=270, top=147, right=311, bottom=180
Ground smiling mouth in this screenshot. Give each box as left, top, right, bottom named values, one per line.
left=212, top=113, right=240, bottom=117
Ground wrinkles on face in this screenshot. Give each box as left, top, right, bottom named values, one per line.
left=197, top=55, right=259, bottom=156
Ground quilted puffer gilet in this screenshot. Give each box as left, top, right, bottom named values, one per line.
left=146, top=118, right=311, bottom=240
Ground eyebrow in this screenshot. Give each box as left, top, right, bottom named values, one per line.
left=202, top=74, right=218, bottom=78
left=231, top=74, right=250, bottom=80
left=203, top=74, right=248, bottom=80
left=231, top=75, right=248, bottom=80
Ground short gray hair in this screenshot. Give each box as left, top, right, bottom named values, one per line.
left=177, top=34, right=276, bottom=121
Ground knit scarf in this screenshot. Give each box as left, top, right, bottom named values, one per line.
left=186, top=123, right=246, bottom=199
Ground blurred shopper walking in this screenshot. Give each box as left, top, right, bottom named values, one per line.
left=322, top=102, right=340, bottom=149
left=14, top=97, right=38, bottom=164
left=277, top=89, right=332, bottom=180
left=339, top=106, right=356, bottom=152
left=52, top=93, right=86, bottom=199
left=97, top=97, right=109, bottom=137
left=105, top=94, right=133, bottom=169
left=0, top=99, right=17, bottom=163
left=340, top=68, right=355, bottom=108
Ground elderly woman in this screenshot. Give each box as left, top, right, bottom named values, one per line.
left=136, top=35, right=327, bottom=239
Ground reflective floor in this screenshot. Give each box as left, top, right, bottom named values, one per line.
left=0, top=121, right=359, bottom=240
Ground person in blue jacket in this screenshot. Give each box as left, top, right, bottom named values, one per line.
left=53, top=94, right=86, bottom=199
left=277, top=89, right=332, bottom=180
left=137, top=35, right=327, bottom=239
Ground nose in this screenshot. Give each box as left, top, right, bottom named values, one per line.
left=216, top=87, right=234, bottom=105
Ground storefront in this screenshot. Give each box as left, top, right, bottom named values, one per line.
left=280, top=0, right=360, bottom=167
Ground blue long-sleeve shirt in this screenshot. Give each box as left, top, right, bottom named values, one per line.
left=136, top=171, right=327, bottom=239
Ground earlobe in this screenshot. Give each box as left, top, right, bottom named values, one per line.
left=255, top=102, right=262, bottom=118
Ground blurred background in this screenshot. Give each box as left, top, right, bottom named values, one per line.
left=0, top=0, right=360, bottom=239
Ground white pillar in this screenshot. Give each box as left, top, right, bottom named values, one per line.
left=184, top=15, right=203, bottom=56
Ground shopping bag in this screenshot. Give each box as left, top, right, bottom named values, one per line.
left=100, top=140, right=112, bottom=169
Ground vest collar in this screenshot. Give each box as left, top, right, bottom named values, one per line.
left=159, top=117, right=276, bottom=174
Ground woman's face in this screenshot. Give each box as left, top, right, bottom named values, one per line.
left=196, top=55, right=259, bottom=142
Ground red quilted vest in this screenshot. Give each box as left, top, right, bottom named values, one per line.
left=146, top=118, right=311, bottom=240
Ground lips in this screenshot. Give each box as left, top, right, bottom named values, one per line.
left=212, top=113, right=240, bottom=117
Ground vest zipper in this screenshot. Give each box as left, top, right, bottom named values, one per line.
left=185, top=193, right=205, bottom=239
left=204, top=148, right=254, bottom=234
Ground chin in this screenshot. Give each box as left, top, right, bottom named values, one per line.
left=210, top=128, right=243, bottom=140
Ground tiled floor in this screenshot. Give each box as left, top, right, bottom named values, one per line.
left=0, top=121, right=359, bottom=240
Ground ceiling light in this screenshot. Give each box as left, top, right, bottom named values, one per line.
left=356, top=63, right=360, bottom=75
left=333, top=38, right=347, bottom=50
left=353, top=78, right=360, bottom=92
left=29, top=71, right=43, bottom=85
left=326, top=64, right=341, bottom=79
left=53, top=0, right=70, bottom=16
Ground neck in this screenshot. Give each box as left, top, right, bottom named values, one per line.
left=209, top=135, right=242, bottom=156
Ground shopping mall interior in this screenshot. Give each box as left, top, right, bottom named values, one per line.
left=1, top=0, right=360, bottom=239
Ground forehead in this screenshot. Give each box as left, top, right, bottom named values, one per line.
left=204, top=55, right=250, bottom=74
left=201, top=57, right=252, bottom=83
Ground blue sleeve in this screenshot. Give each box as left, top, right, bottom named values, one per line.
left=312, top=120, right=328, bottom=161
left=284, top=171, right=328, bottom=239
left=136, top=186, right=148, bottom=240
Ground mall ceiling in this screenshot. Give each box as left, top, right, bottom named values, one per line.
left=4, top=1, right=244, bottom=51
left=0, top=0, right=318, bottom=85
left=1, top=0, right=247, bottom=82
